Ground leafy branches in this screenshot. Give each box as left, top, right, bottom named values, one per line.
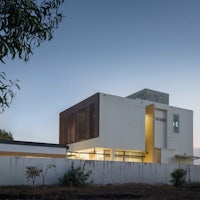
left=40, top=163, right=56, bottom=186
left=0, top=72, right=19, bottom=113
left=0, top=0, right=64, bottom=112
left=25, top=163, right=56, bottom=186
left=0, top=0, right=64, bottom=63
left=0, top=128, right=14, bottom=140
left=25, top=166, right=42, bottom=188
left=25, top=163, right=56, bottom=199
left=59, top=162, right=92, bottom=187
left=170, top=168, right=187, bottom=187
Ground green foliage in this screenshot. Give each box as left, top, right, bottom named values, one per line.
left=0, top=72, right=20, bottom=113
left=59, top=162, right=92, bottom=187
left=0, top=0, right=64, bottom=63
left=25, top=163, right=56, bottom=199
left=170, top=168, right=187, bottom=187
left=25, top=163, right=56, bottom=186
left=0, top=0, right=64, bottom=112
left=25, top=166, right=42, bottom=188
left=0, top=128, right=14, bottom=140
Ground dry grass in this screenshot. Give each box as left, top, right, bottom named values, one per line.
left=0, top=183, right=200, bottom=199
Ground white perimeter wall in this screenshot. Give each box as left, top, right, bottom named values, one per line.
left=1, top=156, right=200, bottom=186
left=99, top=93, right=145, bottom=151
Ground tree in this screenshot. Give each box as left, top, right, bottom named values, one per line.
left=25, top=166, right=42, bottom=199
left=25, top=163, right=56, bottom=199
left=0, top=0, right=64, bottom=63
left=0, top=128, right=14, bottom=140
left=0, top=72, right=19, bottom=113
left=39, top=163, right=56, bottom=200
left=0, top=0, right=64, bottom=111
left=40, top=163, right=56, bottom=186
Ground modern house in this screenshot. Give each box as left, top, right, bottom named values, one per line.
left=59, top=89, right=196, bottom=164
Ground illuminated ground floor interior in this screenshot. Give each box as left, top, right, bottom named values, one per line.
left=67, top=148, right=145, bottom=162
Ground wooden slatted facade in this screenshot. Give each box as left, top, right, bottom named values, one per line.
left=59, top=93, right=99, bottom=144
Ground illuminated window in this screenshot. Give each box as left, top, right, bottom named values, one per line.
left=114, top=150, right=144, bottom=162
left=173, top=114, right=179, bottom=133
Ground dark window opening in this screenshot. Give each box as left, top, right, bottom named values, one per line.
left=173, top=114, right=179, bottom=133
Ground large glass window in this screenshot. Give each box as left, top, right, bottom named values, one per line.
left=173, top=114, right=179, bottom=133
left=114, top=150, right=144, bottom=162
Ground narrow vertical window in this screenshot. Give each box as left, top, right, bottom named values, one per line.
left=173, top=114, right=179, bottom=133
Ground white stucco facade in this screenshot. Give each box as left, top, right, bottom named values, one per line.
left=99, top=93, right=145, bottom=151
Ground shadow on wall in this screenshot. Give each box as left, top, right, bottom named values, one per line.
left=194, top=148, right=200, bottom=165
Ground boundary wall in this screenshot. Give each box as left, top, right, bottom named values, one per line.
left=0, top=156, right=200, bottom=186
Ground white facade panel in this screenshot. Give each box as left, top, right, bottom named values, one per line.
left=168, top=107, right=193, bottom=156
left=0, top=143, right=66, bottom=155
left=99, top=93, right=145, bottom=151
left=67, top=138, right=99, bottom=152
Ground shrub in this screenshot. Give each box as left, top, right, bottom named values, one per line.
left=25, top=163, right=56, bottom=200
left=25, top=166, right=41, bottom=188
left=40, top=163, right=56, bottom=186
left=170, top=168, right=187, bottom=187
left=59, top=162, right=92, bottom=187
left=25, top=166, right=42, bottom=199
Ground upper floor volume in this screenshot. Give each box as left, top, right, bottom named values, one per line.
left=59, top=89, right=196, bottom=164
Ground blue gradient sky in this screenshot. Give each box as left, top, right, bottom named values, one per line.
left=1, top=0, right=200, bottom=155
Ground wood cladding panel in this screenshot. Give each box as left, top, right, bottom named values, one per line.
left=59, top=93, right=99, bottom=144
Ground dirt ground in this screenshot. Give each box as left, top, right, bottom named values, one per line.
left=0, top=184, right=200, bottom=200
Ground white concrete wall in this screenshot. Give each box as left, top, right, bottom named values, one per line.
left=0, top=157, right=200, bottom=186
left=0, top=143, right=66, bottom=155
left=99, top=93, right=145, bottom=151
left=151, top=102, right=193, bottom=164
left=67, top=138, right=99, bottom=152
left=167, top=106, right=193, bottom=156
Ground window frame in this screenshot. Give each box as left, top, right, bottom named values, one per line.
left=173, top=114, right=180, bottom=133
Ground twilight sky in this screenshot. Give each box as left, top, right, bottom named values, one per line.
left=1, top=0, right=200, bottom=156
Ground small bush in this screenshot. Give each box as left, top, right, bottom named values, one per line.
left=170, top=168, right=187, bottom=187
left=59, top=162, right=92, bottom=187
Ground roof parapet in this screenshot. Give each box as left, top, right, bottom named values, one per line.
left=127, top=89, right=169, bottom=105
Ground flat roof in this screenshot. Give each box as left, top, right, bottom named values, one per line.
left=127, top=88, right=169, bottom=105
left=0, top=140, right=66, bottom=148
